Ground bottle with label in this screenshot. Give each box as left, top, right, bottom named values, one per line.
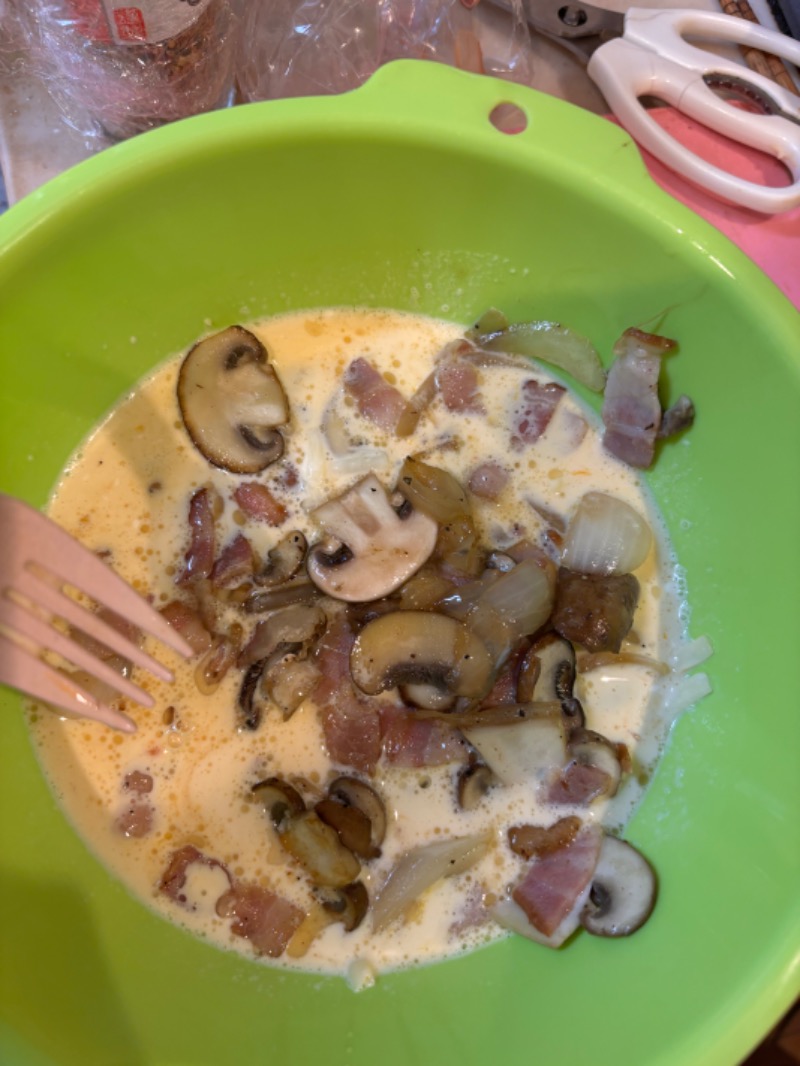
left=26, top=0, right=239, bottom=140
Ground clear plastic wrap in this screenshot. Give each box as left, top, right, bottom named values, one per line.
left=236, top=0, right=534, bottom=103
left=12, top=0, right=241, bottom=141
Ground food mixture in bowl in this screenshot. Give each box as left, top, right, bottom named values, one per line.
left=30, top=307, right=711, bottom=989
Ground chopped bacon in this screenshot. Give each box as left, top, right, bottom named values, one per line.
left=508, top=816, right=582, bottom=859
left=233, top=482, right=287, bottom=526
left=511, top=379, right=565, bottom=448
left=478, top=639, right=530, bottom=707
left=468, top=460, right=509, bottom=500
left=159, top=600, right=213, bottom=655
left=179, top=486, right=218, bottom=584
left=158, top=845, right=232, bottom=904
left=548, top=762, right=612, bottom=806
left=343, top=357, right=409, bottom=432
left=216, top=881, right=304, bottom=958
left=602, top=328, right=677, bottom=469
left=380, top=705, right=467, bottom=767
left=159, top=846, right=302, bottom=958
left=313, top=614, right=381, bottom=774
left=115, top=800, right=153, bottom=838
left=123, top=770, right=153, bottom=794
left=436, top=362, right=484, bottom=414
left=511, top=824, right=602, bottom=937
left=210, top=532, right=256, bottom=588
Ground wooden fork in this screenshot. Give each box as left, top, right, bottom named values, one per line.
left=0, top=493, right=193, bottom=733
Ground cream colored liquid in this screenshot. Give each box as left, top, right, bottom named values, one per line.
left=32, top=308, right=694, bottom=988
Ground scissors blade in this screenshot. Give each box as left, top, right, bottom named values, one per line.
left=493, top=0, right=625, bottom=64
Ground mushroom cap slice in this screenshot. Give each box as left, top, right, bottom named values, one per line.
left=177, top=325, right=289, bottom=474
left=580, top=835, right=657, bottom=937
left=350, top=610, right=493, bottom=702
left=307, top=474, right=438, bottom=602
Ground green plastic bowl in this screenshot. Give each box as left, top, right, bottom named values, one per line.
left=0, top=61, right=797, bottom=1066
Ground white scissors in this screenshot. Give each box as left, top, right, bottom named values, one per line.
left=512, top=1, right=800, bottom=213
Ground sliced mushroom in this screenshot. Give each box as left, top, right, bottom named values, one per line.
left=278, top=810, right=361, bottom=888
left=457, top=762, right=496, bottom=811
left=568, top=728, right=623, bottom=797
left=350, top=610, right=493, bottom=704
left=315, top=798, right=378, bottom=860
left=400, top=682, right=456, bottom=712
left=251, top=777, right=305, bottom=828
left=238, top=660, right=267, bottom=730
left=307, top=474, right=438, bottom=602
left=580, top=835, right=657, bottom=937
left=328, top=776, right=387, bottom=852
left=177, top=325, right=289, bottom=474
left=193, top=625, right=242, bottom=695
left=315, top=882, right=370, bottom=932
left=519, top=633, right=585, bottom=729
left=238, top=604, right=326, bottom=669
left=255, top=530, right=307, bottom=587
left=245, top=580, right=319, bottom=614
left=462, top=705, right=567, bottom=787
left=263, top=657, right=321, bottom=719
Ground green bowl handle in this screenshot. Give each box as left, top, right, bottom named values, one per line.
left=337, top=59, right=660, bottom=205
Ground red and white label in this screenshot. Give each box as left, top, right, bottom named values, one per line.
left=64, top=0, right=212, bottom=44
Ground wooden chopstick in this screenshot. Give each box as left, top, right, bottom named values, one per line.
left=719, top=0, right=800, bottom=95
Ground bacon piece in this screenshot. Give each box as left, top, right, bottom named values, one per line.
left=233, top=481, right=287, bottom=526
left=216, top=882, right=304, bottom=958
left=115, top=799, right=153, bottom=838
left=343, top=357, right=409, bottom=432
left=437, top=362, right=484, bottom=414
left=602, top=328, right=677, bottom=469
left=159, top=599, right=213, bottom=655
left=159, top=845, right=232, bottom=904
left=210, top=532, right=256, bottom=588
left=508, top=816, right=582, bottom=859
left=380, top=706, right=467, bottom=767
left=511, top=379, right=565, bottom=448
left=313, top=614, right=381, bottom=774
left=511, top=824, right=602, bottom=937
left=477, top=639, right=530, bottom=707
left=123, top=770, right=153, bottom=794
left=548, top=762, right=612, bottom=806
left=468, top=460, right=509, bottom=500
left=179, top=487, right=218, bottom=584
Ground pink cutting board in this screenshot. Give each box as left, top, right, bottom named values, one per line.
left=612, top=107, right=800, bottom=310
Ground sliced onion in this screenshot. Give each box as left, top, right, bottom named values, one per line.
left=669, top=635, right=713, bottom=673
left=561, top=492, right=652, bottom=576
left=475, top=558, right=554, bottom=640
left=371, top=833, right=490, bottom=933
left=478, top=321, right=606, bottom=393
left=397, top=457, right=469, bottom=523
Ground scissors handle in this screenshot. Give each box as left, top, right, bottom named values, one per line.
left=588, top=8, right=800, bottom=213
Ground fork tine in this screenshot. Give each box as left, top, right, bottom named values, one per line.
left=0, top=593, right=157, bottom=707
left=16, top=498, right=193, bottom=660
left=14, top=567, right=178, bottom=683
left=0, top=632, right=136, bottom=733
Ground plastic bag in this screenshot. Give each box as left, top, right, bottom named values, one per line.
left=237, top=0, right=534, bottom=103
left=12, top=0, right=240, bottom=141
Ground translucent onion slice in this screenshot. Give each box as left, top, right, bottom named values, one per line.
left=561, top=492, right=652, bottom=576
left=476, top=558, right=554, bottom=640
left=397, top=456, right=469, bottom=523
left=478, top=321, right=606, bottom=392
left=371, top=834, right=490, bottom=933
